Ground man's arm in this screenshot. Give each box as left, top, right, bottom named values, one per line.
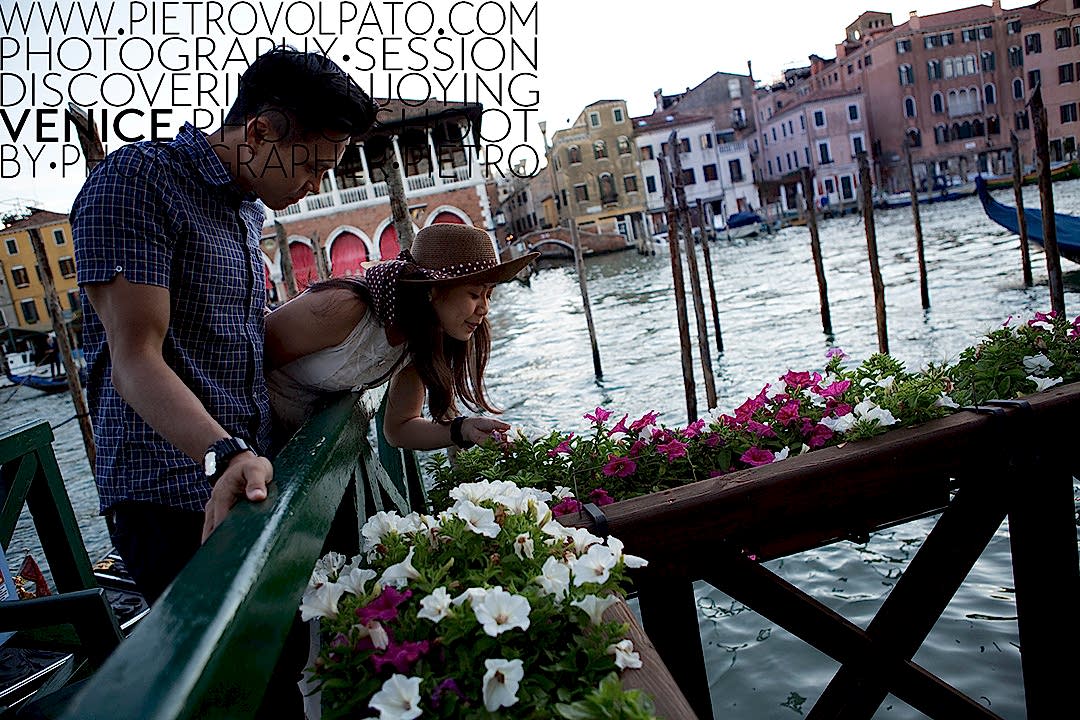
left=84, top=275, right=272, bottom=541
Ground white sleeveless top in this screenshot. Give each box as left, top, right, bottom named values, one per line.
left=267, top=307, right=406, bottom=442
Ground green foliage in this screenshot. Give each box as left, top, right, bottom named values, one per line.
left=555, top=673, right=659, bottom=720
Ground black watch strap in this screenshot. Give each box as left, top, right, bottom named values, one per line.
left=450, top=416, right=474, bottom=450
left=204, top=437, right=255, bottom=483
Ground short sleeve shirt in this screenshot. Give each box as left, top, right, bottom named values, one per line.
left=72, top=122, right=271, bottom=514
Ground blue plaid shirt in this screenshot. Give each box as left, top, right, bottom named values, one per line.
left=73, top=122, right=271, bottom=514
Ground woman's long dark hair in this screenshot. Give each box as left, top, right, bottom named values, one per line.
left=307, top=276, right=499, bottom=421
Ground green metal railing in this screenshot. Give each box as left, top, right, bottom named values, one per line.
left=25, top=391, right=422, bottom=719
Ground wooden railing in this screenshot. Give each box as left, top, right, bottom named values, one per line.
left=566, top=382, right=1080, bottom=719
left=8, top=383, right=1078, bottom=718
left=56, top=391, right=424, bottom=719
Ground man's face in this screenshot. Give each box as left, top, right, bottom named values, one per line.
left=239, top=116, right=348, bottom=210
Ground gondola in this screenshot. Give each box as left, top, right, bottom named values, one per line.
left=974, top=175, right=1080, bottom=265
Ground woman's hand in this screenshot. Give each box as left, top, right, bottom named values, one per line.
left=461, top=416, right=511, bottom=446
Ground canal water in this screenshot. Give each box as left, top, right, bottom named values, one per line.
left=3, top=179, right=1079, bottom=718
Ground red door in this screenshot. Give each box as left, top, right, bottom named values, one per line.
left=330, top=232, right=368, bottom=277
left=379, top=224, right=400, bottom=260
left=431, top=211, right=466, bottom=224
left=288, top=242, right=317, bottom=291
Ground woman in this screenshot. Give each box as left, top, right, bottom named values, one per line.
left=264, top=223, right=539, bottom=452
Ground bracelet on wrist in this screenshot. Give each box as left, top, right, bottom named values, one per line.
left=450, top=416, right=475, bottom=449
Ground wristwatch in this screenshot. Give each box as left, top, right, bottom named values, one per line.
left=204, top=436, right=255, bottom=484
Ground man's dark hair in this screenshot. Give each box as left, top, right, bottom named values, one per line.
left=225, top=47, right=377, bottom=140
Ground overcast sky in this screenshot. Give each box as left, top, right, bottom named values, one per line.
left=0, top=0, right=1021, bottom=215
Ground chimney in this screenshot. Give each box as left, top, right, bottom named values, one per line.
left=908, top=10, right=920, bottom=31
left=992, top=0, right=1002, bottom=15
left=653, top=88, right=664, bottom=112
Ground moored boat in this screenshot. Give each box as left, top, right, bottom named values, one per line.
left=981, top=159, right=1080, bottom=191
left=874, top=177, right=976, bottom=209
left=973, top=175, right=1080, bottom=264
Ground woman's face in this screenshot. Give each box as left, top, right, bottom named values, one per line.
left=430, top=282, right=495, bottom=341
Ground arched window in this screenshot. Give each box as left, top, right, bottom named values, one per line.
left=593, top=140, right=608, bottom=160
left=934, top=124, right=948, bottom=144
left=568, top=146, right=581, bottom=164
left=987, top=115, right=1001, bottom=135
left=904, top=96, right=917, bottom=118
left=598, top=173, right=618, bottom=204
left=898, top=64, right=914, bottom=85
left=907, top=128, right=922, bottom=147
left=617, top=136, right=631, bottom=154
left=972, top=118, right=984, bottom=136
left=932, top=92, right=945, bottom=114
left=984, top=83, right=996, bottom=104
left=963, top=54, right=977, bottom=75
left=1012, top=78, right=1024, bottom=100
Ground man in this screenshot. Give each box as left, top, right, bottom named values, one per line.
left=72, top=47, right=375, bottom=713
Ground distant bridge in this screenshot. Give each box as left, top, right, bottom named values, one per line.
left=528, top=238, right=575, bottom=255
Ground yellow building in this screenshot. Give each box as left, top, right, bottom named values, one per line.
left=0, top=209, right=80, bottom=334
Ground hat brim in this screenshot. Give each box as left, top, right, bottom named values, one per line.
left=398, top=252, right=541, bottom=285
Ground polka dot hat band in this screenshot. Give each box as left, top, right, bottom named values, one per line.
left=364, top=223, right=540, bottom=325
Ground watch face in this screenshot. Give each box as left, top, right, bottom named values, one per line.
left=204, top=451, right=217, bottom=478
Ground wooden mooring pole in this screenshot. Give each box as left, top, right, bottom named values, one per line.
left=569, top=218, right=604, bottom=381
left=904, top=140, right=930, bottom=309
left=312, top=231, right=330, bottom=282
left=28, top=228, right=96, bottom=472
left=669, top=135, right=716, bottom=411
left=858, top=153, right=889, bottom=355
left=694, top=199, right=723, bottom=353
left=1030, top=85, right=1066, bottom=317
left=384, top=151, right=416, bottom=252
left=659, top=155, right=697, bottom=422
left=1010, top=131, right=1034, bottom=287
left=799, top=168, right=833, bottom=336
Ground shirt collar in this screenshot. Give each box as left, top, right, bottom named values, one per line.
left=173, top=122, right=257, bottom=203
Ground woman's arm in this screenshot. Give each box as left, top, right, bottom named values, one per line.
left=264, top=288, right=367, bottom=372
left=381, top=365, right=510, bottom=450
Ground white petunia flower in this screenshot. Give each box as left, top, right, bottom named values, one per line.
left=534, top=556, right=571, bottom=600
left=854, top=399, right=897, bottom=427
left=366, top=620, right=390, bottom=650
left=513, top=532, right=535, bottom=559
left=571, top=543, right=618, bottom=586
left=773, top=447, right=790, bottom=462
left=571, top=594, right=620, bottom=625
left=552, top=485, right=574, bottom=500
left=299, top=581, right=346, bottom=621
left=453, top=500, right=502, bottom=538
left=605, top=536, right=648, bottom=569
left=1022, top=353, right=1053, bottom=375
left=607, top=639, right=643, bottom=670
left=368, top=673, right=422, bottom=720
left=380, top=546, right=420, bottom=587
left=934, top=393, right=959, bottom=409
left=1029, top=375, right=1063, bottom=392
left=482, top=658, right=524, bottom=712
left=309, top=552, right=347, bottom=587
left=472, top=587, right=531, bottom=636
left=820, top=413, right=856, bottom=433
left=337, top=567, right=378, bottom=597
left=417, top=586, right=453, bottom=623
left=361, top=511, right=404, bottom=552
left=563, top=526, right=605, bottom=555
left=452, top=587, right=488, bottom=607
left=876, top=375, right=895, bottom=389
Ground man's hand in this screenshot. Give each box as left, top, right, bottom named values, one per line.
left=201, top=452, right=275, bottom=542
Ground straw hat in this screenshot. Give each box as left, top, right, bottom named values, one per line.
left=399, top=223, right=539, bottom=284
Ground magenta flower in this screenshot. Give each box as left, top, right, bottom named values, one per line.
left=818, top=379, right=851, bottom=399
left=657, top=438, right=688, bottom=460
left=589, top=488, right=615, bottom=506
left=602, top=454, right=637, bottom=478
left=808, top=423, right=834, bottom=449
left=651, top=428, right=674, bottom=444
left=703, top=433, right=722, bottom=448
left=1028, top=310, right=1057, bottom=326
left=372, top=638, right=430, bottom=674
left=683, top=418, right=706, bottom=437
left=782, top=370, right=813, bottom=390
left=733, top=394, right=765, bottom=423
left=740, top=447, right=775, bottom=467
left=629, top=411, right=660, bottom=432
left=825, top=347, right=846, bottom=359
left=775, top=400, right=801, bottom=426
left=356, top=587, right=412, bottom=625
left=547, top=433, right=574, bottom=457
left=708, top=468, right=726, bottom=479
left=745, top=420, right=776, bottom=438
left=827, top=401, right=853, bottom=417
left=608, top=414, right=630, bottom=436
left=628, top=439, right=648, bottom=457
left=552, top=497, right=583, bottom=517
left=584, top=406, right=612, bottom=424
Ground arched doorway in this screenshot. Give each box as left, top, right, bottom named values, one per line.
left=289, top=241, right=317, bottom=291
left=431, top=211, right=466, bottom=224
left=379, top=224, right=401, bottom=260
left=330, top=232, right=368, bottom=277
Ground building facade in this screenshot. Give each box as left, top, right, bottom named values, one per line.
left=0, top=210, right=80, bottom=333
left=548, top=100, right=647, bottom=242
left=633, top=112, right=759, bottom=233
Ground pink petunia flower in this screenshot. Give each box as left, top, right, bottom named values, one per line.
left=703, top=433, right=722, bottom=448
left=608, top=414, right=630, bottom=435
left=745, top=420, right=777, bottom=438
left=683, top=418, right=707, bottom=437
left=807, top=423, right=834, bottom=449
left=782, top=370, right=813, bottom=390
left=628, top=439, right=648, bottom=457
left=629, top=411, right=660, bottom=432
left=826, top=347, right=846, bottom=359
left=356, top=587, right=412, bottom=625
left=371, top=639, right=430, bottom=674
left=552, top=497, right=583, bottom=517
left=547, top=434, right=574, bottom=457
left=740, top=447, right=775, bottom=467
left=589, top=488, right=615, bottom=506
left=775, top=400, right=802, bottom=426
left=818, top=379, right=851, bottom=399
left=656, top=438, right=689, bottom=460
left=602, top=455, right=637, bottom=478
left=584, top=406, right=612, bottom=424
